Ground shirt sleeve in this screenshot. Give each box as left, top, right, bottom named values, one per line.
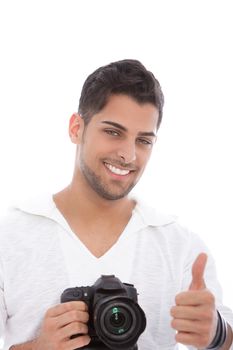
left=0, top=257, right=7, bottom=338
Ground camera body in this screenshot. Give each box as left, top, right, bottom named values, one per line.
left=61, top=275, right=146, bottom=350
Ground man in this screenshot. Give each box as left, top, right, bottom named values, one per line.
left=0, top=59, right=232, bottom=350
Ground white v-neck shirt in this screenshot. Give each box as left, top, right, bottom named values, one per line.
left=0, top=195, right=232, bottom=350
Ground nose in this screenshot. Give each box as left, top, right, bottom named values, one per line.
left=117, top=140, right=136, bottom=164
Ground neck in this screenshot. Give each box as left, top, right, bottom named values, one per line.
left=53, top=178, right=135, bottom=222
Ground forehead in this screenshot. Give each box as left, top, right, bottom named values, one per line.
left=90, top=94, right=159, bottom=133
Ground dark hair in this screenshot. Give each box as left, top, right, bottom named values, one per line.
left=78, top=59, right=164, bottom=129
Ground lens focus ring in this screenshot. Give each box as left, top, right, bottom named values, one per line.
left=93, top=297, right=145, bottom=348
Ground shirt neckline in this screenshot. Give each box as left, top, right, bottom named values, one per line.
left=12, top=193, right=177, bottom=228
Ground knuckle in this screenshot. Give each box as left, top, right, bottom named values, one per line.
left=64, top=302, right=73, bottom=311
left=45, top=308, right=53, bottom=318
left=73, top=322, right=87, bottom=334
left=170, top=319, right=177, bottom=330
left=175, top=332, right=183, bottom=343
left=200, top=307, right=213, bottom=321
left=206, top=309, right=214, bottom=321
left=43, top=318, right=54, bottom=332
left=69, top=309, right=89, bottom=323
left=78, top=301, right=88, bottom=311
left=199, top=322, right=210, bottom=334
left=175, top=294, right=181, bottom=305
left=170, top=306, right=176, bottom=317
left=208, top=293, right=215, bottom=304
left=74, top=323, right=83, bottom=334
left=204, top=290, right=215, bottom=304
left=199, top=309, right=208, bottom=319
left=83, top=311, right=89, bottom=323
left=70, top=310, right=79, bottom=320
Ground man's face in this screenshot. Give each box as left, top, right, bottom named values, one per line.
left=75, top=94, right=159, bottom=200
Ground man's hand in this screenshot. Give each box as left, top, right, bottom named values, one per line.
left=33, top=301, right=91, bottom=350
left=170, top=253, right=218, bottom=349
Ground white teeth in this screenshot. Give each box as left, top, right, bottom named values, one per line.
left=105, top=163, right=130, bottom=176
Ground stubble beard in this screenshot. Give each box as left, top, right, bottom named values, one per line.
left=79, top=155, right=137, bottom=201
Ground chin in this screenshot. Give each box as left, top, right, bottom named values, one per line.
left=98, top=185, right=135, bottom=201
left=99, top=192, right=128, bottom=201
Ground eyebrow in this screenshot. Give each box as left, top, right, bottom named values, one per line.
left=101, top=121, right=156, bottom=137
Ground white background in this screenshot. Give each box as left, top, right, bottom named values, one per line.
left=0, top=1, right=232, bottom=349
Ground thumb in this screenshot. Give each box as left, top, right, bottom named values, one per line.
left=189, top=253, right=208, bottom=290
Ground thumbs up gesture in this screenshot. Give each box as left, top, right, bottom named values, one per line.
left=170, top=253, right=218, bottom=348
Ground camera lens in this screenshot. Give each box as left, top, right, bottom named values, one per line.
left=94, top=298, right=143, bottom=345
left=110, top=309, right=125, bottom=327
left=94, top=295, right=147, bottom=349
left=106, top=306, right=132, bottom=335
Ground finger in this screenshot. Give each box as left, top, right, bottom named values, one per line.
left=171, top=318, right=206, bottom=333
left=46, top=301, right=88, bottom=317
left=189, top=253, right=208, bottom=291
left=55, top=309, right=89, bottom=328
left=170, top=305, right=210, bottom=320
left=60, top=321, right=89, bottom=340
left=67, top=334, right=91, bottom=350
left=175, top=290, right=214, bottom=306
left=175, top=331, right=209, bottom=348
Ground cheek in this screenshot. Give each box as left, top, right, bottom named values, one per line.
left=80, top=141, right=106, bottom=165
left=137, top=149, right=152, bottom=166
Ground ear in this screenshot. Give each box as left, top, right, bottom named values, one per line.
left=69, top=113, right=84, bottom=144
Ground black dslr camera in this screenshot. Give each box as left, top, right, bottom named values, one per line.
left=60, top=275, right=146, bottom=350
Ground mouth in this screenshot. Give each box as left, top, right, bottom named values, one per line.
left=104, top=162, right=132, bottom=176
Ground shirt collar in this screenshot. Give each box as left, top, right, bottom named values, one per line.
left=132, top=197, right=177, bottom=227
left=12, top=193, right=177, bottom=228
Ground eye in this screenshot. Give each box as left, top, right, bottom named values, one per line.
left=104, top=129, right=120, bottom=137
left=137, top=138, right=153, bottom=146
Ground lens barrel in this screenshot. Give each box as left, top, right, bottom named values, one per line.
left=93, top=297, right=146, bottom=350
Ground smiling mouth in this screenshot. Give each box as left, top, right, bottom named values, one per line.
left=104, top=162, right=131, bottom=176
